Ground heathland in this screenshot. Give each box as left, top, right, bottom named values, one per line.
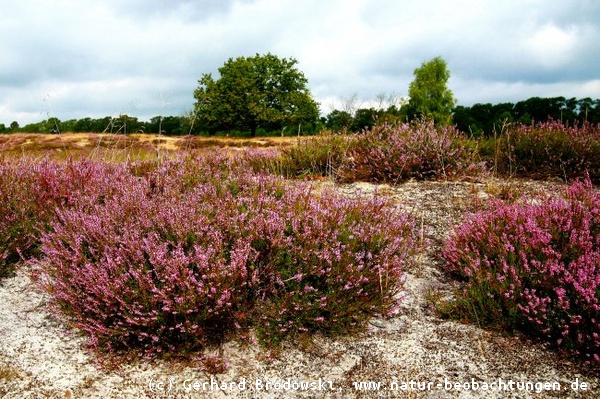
left=0, top=120, right=598, bottom=398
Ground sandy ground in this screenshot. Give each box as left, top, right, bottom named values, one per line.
left=0, top=178, right=598, bottom=398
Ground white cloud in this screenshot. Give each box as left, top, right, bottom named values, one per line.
left=1, top=0, right=599, bottom=124
left=452, top=77, right=600, bottom=106
left=525, top=24, right=578, bottom=67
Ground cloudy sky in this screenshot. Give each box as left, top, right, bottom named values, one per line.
left=2, top=0, right=599, bottom=124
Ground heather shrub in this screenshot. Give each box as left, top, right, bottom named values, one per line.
left=338, top=120, right=482, bottom=183
left=0, top=160, right=38, bottom=276
left=442, top=178, right=600, bottom=362
left=488, top=120, right=600, bottom=182
left=38, top=185, right=250, bottom=354
left=37, top=156, right=416, bottom=355
left=254, top=192, right=415, bottom=347
left=0, top=158, right=132, bottom=277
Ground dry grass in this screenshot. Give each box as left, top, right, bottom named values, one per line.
left=0, top=133, right=298, bottom=161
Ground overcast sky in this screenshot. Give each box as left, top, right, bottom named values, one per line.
left=2, top=0, right=599, bottom=124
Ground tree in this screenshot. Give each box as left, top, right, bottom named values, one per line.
left=47, top=117, right=61, bottom=133
left=194, top=53, right=320, bottom=137
left=578, top=98, right=600, bottom=123
left=10, top=121, right=19, bottom=131
left=158, top=116, right=184, bottom=135
left=453, top=105, right=483, bottom=137
left=352, top=108, right=381, bottom=131
left=74, top=118, right=94, bottom=132
left=407, top=56, right=456, bottom=125
left=61, top=119, right=78, bottom=133
left=325, top=109, right=353, bottom=131
left=93, top=117, right=113, bottom=133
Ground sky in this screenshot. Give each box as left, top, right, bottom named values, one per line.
left=1, top=0, right=599, bottom=125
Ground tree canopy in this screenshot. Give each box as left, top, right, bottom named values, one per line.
left=407, top=56, right=455, bottom=125
left=194, top=53, right=320, bottom=137
left=453, top=96, right=600, bottom=137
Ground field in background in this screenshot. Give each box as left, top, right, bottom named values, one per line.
left=0, top=133, right=296, bottom=161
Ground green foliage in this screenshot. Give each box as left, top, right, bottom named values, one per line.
left=249, top=132, right=351, bottom=178
left=194, top=53, right=320, bottom=137
left=453, top=97, right=600, bottom=137
left=351, top=108, right=382, bottom=131
left=407, top=57, right=455, bottom=125
left=14, top=114, right=203, bottom=135
left=324, top=110, right=353, bottom=131
left=453, top=103, right=514, bottom=138
left=323, top=100, right=406, bottom=134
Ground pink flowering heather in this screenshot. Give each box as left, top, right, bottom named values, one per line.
left=492, top=120, right=600, bottom=182
left=338, top=120, right=482, bottom=183
left=253, top=189, right=415, bottom=347
left=0, top=159, right=37, bottom=275
left=0, top=158, right=133, bottom=277
left=443, top=178, right=600, bottom=362
left=36, top=155, right=416, bottom=355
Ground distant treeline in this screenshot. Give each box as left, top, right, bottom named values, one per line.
left=453, top=96, right=600, bottom=137
left=322, top=96, right=600, bottom=136
left=1, top=114, right=321, bottom=137
left=0, top=115, right=201, bottom=136
left=2, top=96, right=599, bottom=137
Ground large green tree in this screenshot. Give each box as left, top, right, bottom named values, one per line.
left=407, top=56, right=456, bottom=125
left=194, top=53, right=320, bottom=137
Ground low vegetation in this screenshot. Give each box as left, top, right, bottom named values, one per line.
left=482, top=120, right=600, bottom=183
left=0, top=159, right=133, bottom=277
left=442, top=178, right=600, bottom=363
left=337, top=120, right=482, bottom=183
left=251, top=119, right=600, bottom=184
left=0, top=133, right=294, bottom=161
left=1, top=155, right=416, bottom=357
left=0, top=119, right=598, bottom=365
left=249, top=120, right=484, bottom=182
